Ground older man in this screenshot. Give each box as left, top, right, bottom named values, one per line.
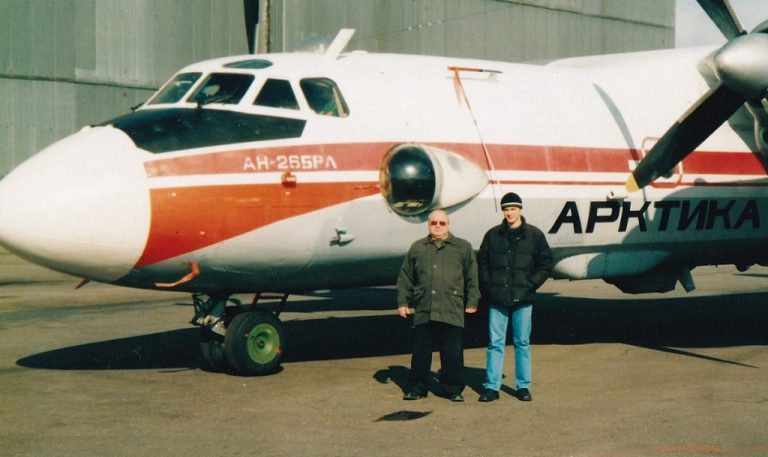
left=397, top=209, right=480, bottom=402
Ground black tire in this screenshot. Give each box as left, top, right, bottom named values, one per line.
left=198, top=327, right=226, bottom=372
left=224, top=311, right=285, bottom=376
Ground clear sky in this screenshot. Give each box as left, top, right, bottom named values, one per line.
left=676, top=0, right=768, bottom=47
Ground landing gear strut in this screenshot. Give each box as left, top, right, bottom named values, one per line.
left=193, top=293, right=288, bottom=375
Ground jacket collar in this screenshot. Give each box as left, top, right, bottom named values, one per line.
left=500, top=216, right=527, bottom=236
left=422, top=232, right=455, bottom=245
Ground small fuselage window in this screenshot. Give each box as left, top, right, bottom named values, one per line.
left=188, top=73, right=255, bottom=105
left=254, top=79, right=300, bottom=110
left=148, top=72, right=202, bottom=105
left=300, top=78, right=349, bottom=117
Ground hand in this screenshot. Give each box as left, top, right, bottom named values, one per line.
left=465, top=307, right=477, bottom=314
left=398, top=306, right=410, bottom=318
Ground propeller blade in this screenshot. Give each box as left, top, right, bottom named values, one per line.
left=243, top=0, right=259, bottom=54
left=696, top=0, right=746, bottom=39
left=626, top=83, right=745, bottom=192
left=752, top=19, right=768, bottom=34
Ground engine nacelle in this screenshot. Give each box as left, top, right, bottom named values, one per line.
left=378, top=144, right=488, bottom=216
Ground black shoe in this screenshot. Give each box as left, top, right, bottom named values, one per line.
left=516, top=388, right=532, bottom=401
left=478, top=389, right=499, bottom=402
left=449, top=393, right=464, bottom=402
left=403, top=390, right=427, bottom=400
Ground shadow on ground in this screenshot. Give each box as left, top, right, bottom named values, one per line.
left=16, top=288, right=768, bottom=373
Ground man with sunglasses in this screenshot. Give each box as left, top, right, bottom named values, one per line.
left=397, top=209, right=480, bottom=402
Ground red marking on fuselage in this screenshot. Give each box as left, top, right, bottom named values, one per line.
left=135, top=181, right=379, bottom=267
left=144, top=142, right=768, bottom=177
left=137, top=142, right=767, bottom=267
left=144, top=143, right=403, bottom=177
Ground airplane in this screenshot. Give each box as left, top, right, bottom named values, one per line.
left=0, top=1, right=766, bottom=376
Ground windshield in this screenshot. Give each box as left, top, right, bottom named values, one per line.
left=188, top=73, right=255, bottom=105
left=300, top=78, right=349, bottom=117
left=254, top=79, right=300, bottom=110
left=148, top=73, right=201, bottom=105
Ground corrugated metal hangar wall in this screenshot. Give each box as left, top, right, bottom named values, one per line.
left=272, top=0, right=674, bottom=60
left=0, top=0, right=674, bottom=177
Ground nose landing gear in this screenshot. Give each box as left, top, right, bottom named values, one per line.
left=193, top=293, right=288, bottom=376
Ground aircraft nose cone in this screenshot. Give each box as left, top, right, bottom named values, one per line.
left=0, top=126, right=150, bottom=282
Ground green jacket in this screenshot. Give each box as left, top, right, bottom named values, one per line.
left=397, top=233, right=480, bottom=328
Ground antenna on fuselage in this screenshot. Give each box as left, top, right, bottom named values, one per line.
left=324, top=29, right=355, bottom=59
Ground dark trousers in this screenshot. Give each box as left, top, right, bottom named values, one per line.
left=410, top=321, right=465, bottom=396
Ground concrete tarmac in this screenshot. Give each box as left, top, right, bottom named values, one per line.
left=1, top=249, right=767, bottom=457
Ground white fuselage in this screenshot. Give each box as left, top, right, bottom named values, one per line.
left=0, top=46, right=765, bottom=293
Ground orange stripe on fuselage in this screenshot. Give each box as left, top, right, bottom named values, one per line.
left=135, top=182, right=379, bottom=267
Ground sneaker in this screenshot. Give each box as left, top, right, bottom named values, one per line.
left=516, top=388, right=532, bottom=401
left=449, top=393, right=464, bottom=402
left=478, top=389, right=499, bottom=402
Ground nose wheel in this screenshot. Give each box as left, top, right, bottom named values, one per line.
left=197, top=309, right=285, bottom=376
left=224, top=310, right=285, bottom=375
left=194, top=292, right=288, bottom=375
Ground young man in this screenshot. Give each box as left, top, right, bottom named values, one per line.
left=397, top=209, right=480, bottom=402
left=477, top=192, right=552, bottom=402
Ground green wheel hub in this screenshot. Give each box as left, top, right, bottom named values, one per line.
left=246, top=323, right=281, bottom=364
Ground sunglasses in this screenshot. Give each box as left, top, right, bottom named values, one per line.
left=429, top=220, right=448, bottom=226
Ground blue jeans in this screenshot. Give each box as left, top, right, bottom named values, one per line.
left=483, top=303, right=532, bottom=391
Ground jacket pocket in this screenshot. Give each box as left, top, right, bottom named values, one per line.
left=446, top=288, right=464, bottom=301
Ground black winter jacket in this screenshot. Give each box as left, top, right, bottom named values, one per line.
left=477, top=217, right=553, bottom=307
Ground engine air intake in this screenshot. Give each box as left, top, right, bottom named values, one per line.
left=379, top=144, right=488, bottom=216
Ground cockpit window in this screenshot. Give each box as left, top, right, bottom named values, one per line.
left=300, top=78, right=349, bottom=117
left=188, top=73, right=255, bottom=105
left=254, top=79, right=299, bottom=110
left=148, top=72, right=201, bottom=105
